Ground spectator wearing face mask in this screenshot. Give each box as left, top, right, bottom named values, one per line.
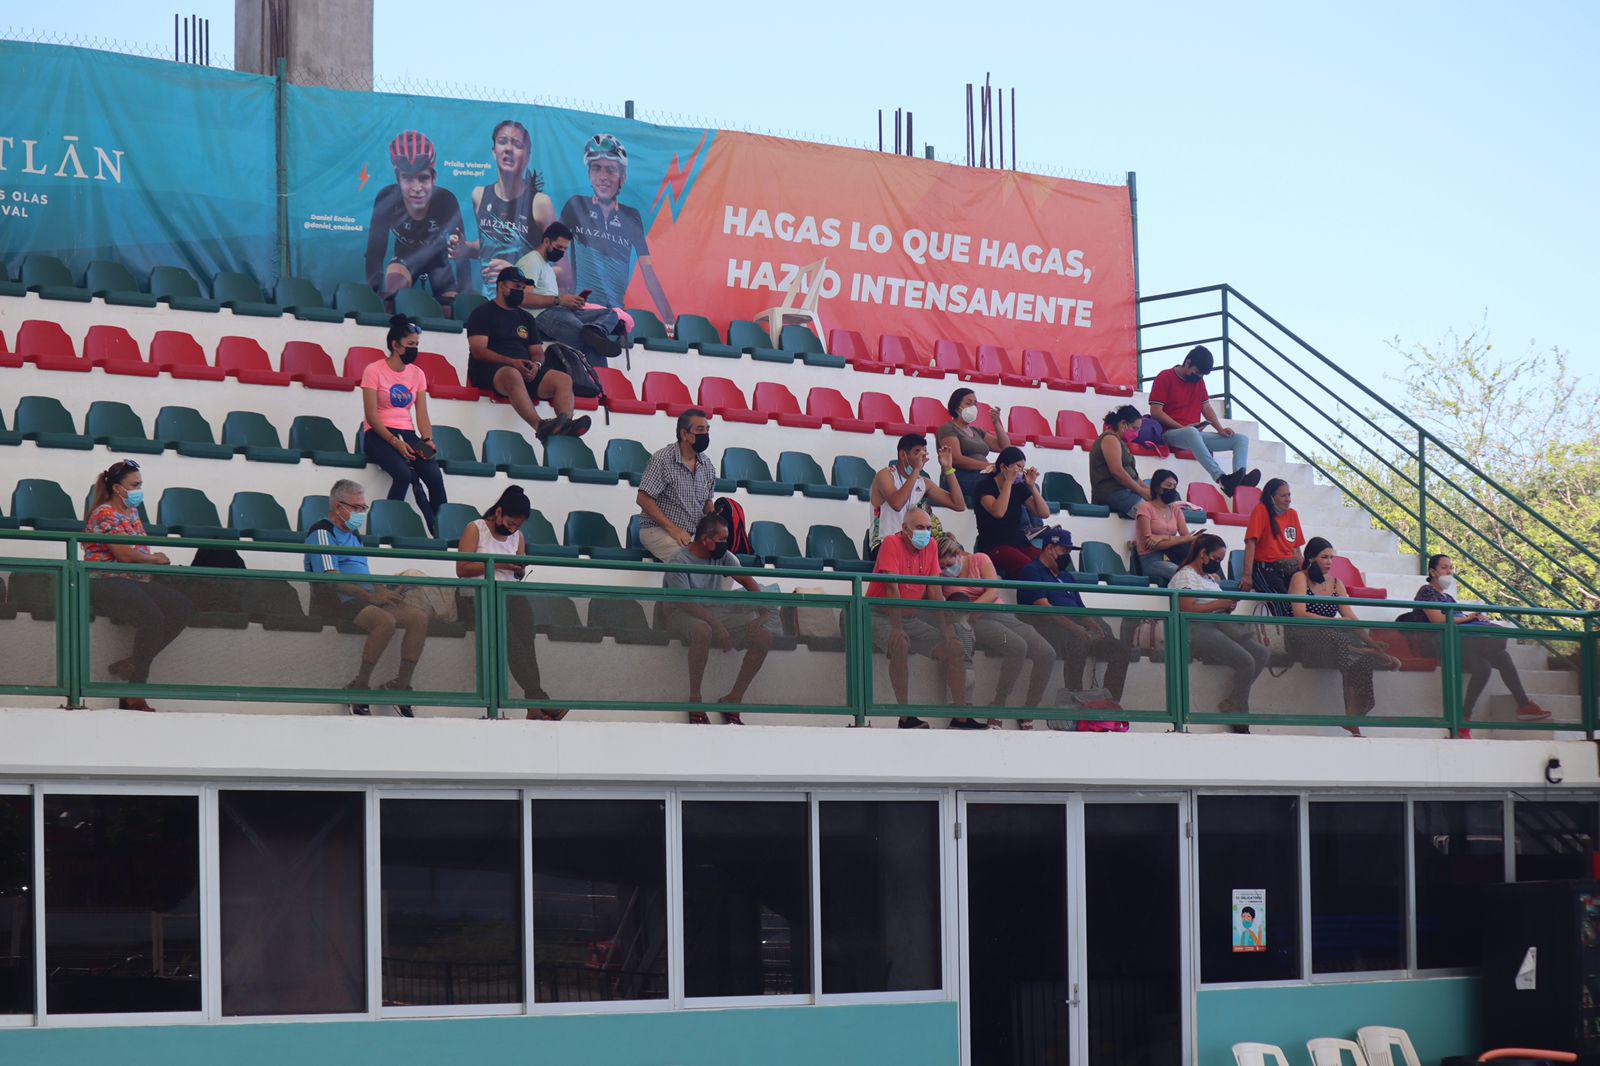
left=662, top=514, right=778, bottom=724
left=1286, top=537, right=1401, bottom=737
left=637, top=409, right=718, bottom=562
left=1090, top=405, right=1150, bottom=519
left=868, top=434, right=965, bottom=559
left=973, top=445, right=1050, bottom=577
left=937, top=533, right=1056, bottom=728
left=1134, top=468, right=1198, bottom=585
left=1016, top=528, right=1133, bottom=710
left=1239, top=477, right=1304, bottom=611
left=465, top=265, right=589, bottom=442
left=1170, top=533, right=1269, bottom=730
left=936, top=388, right=1010, bottom=500
left=304, top=479, right=431, bottom=717
left=513, top=221, right=623, bottom=366
left=362, top=314, right=447, bottom=536
left=1412, top=555, right=1549, bottom=727
left=1148, top=345, right=1260, bottom=497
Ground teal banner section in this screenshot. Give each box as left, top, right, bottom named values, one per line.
left=0, top=1001, right=957, bottom=1066
left=284, top=84, right=712, bottom=308
left=1197, top=976, right=1481, bottom=1064
left=0, top=41, right=277, bottom=286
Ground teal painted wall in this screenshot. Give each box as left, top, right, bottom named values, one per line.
left=1197, top=977, right=1480, bottom=1065
left=0, top=1001, right=958, bottom=1066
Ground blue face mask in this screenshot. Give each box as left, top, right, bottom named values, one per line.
left=125, top=489, right=145, bottom=508
left=909, top=529, right=933, bottom=550
left=346, top=511, right=367, bottom=534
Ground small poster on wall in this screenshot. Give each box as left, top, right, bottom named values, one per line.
left=1232, top=889, right=1266, bottom=952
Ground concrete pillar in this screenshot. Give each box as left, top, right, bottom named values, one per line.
left=235, top=0, right=373, bottom=90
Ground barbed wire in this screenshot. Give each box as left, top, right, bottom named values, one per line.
left=2, top=25, right=234, bottom=68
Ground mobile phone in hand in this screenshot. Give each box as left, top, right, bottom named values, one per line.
left=577, top=289, right=592, bottom=301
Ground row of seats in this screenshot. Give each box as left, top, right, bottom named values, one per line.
left=3, top=255, right=1135, bottom=390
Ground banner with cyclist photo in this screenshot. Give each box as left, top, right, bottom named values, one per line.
left=284, top=85, right=714, bottom=318
left=0, top=40, right=278, bottom=286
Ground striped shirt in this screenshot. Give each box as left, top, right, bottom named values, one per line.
left=638, top=444, right=716, bottom=533
left=303, top=522, right=369, bottom=578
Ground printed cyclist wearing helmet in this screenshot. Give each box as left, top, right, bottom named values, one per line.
left=556, top=133, right=676, bottom=322
left=448, top=119, right=557, bottom=297
left=364, top=130, right=468, bottom=307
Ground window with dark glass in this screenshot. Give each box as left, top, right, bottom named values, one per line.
left=1413, top=800, right=1503, bottom=970
left=220, top=790, right=365, bottom=1016
left=382, top=798, right=522, bottom=1007
left=44, top=793, right=200, bottom=1014
left=682, top=800, right=811, bottom=998
left=1198, top=795, right=1301, bottom=983
left=1310, top=801, right=1406, bottom=974
left=1515, top=801, right=1599, bottom=883
left=819, top=800, right=940, bottom=993
left=0, top=795, right=32, bottom=1015
left=531, top=799, right=667, bottom=1003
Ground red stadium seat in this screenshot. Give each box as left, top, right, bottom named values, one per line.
left=150, top=331, right=224, bottom=381
left=17, top=320, right=90, bottom=373
left=806, top=387, right=875, bottom=433
left=1369, top=629, right=1437, bottom=671
left=878, top=334, right=941, bottom=378
left=1053, top=410, right=1099, bottom=448
left=409, top=352, right=480, bottom=402
left=934, top=339, right=999, bottom=384
left=1071, top=354, right=1133, bottom=396
left=858, top=391, right=921, bottom=435
left=1187, top=483, right=1248, bottom=526
left=592, top=367, right=655, bottom=415
left=1007, top=406, right=1078, bottom=450
left=828, top=329, right=887, bottom=373
left=1233, top=485, right=1261, bottom=517
left=0, top=330, right=17, bottom=370
left=909, top=396, right=949, bottom=433
left=1328, top=556, right=1387, bottom=599
left=85, top=325, right=158, bottom=378
left=642, top=371, right=695, bottom=416
left=1023, top=348, right=1082, bottom=391
left=753, top=382, right=824, bottom=429
left=975, top=344, right=1037, bottom=388
left=697, top=377, right=767, bottom=424
left=281, top=341, right=353, bottom=391
left=342, top=346, right=385, bottom=384
left=216, top=336, right=292, bottom=386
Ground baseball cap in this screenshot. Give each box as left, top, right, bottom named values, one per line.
left=1037, top=527, right=1078, bottom=551
left=496, top=266, right=529, bottom=284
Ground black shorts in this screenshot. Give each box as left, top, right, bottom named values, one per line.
left=467, top=356, right=551, bottom=396
left=389, top=255, right=458, bottom=299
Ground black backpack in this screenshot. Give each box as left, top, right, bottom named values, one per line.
left=540, top=340, right=604, bottom=400
left=713, top=497, right=751, bottom=556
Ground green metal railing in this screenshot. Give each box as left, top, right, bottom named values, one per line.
left=1137, top=284, right=1600, bottom=613
left=0, top=529, right=1591, bottom=735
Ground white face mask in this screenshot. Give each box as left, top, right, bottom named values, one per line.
left=942, top=559, right=963, bottom=577
left=960, top=405, right=979, bottom=424
left=1437, top=574, right=1457, bottom=594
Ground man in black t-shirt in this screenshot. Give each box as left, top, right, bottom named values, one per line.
left=365, top=131, right=468, bottom=308
left=465, top=267, right=589, bottom=440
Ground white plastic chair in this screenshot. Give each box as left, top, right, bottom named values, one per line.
left=1307, top=1037, right=1372, bottom=1066
left=755, top=256, right=827, bottom=345
left=1356, top=1026, right=1422, bottom=1066
left=1233, top=1043, right=1293, bottom=1066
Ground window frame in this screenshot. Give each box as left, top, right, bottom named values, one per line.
left=1408, top=794, right=1508, bottom=977
left=1510, top=796, right=1600, bottom=884
left=0, top=784, right=33, bottom=1029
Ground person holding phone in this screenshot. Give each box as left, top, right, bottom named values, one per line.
left=361, top=315, right=447, bottom=537
left=513, top=222, right=623, bottom=366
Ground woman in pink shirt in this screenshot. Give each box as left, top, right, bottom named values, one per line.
left=937, top=533, right=1057, bottom=728
left=361, top=315, right=447, bottom=535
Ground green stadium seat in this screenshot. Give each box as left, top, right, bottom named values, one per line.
left=750, top=520, right=821, bottom=570
left=625, top=514, right=647, bottom=552
left=298, top=495, right=331, bottom=532
left=435, top=502, right=481, bottom=547
left=15, top=396, right=92, bottom=450
left=482, top=429, right=556, bottom=481
left=831, top=455, right=877, bottom=501
left=430, top=425, right=494, bottom=477
left=563, top=510, right=643, bottom=561
left=0, top=407, right=22, bottom=447
left=1042, top=471, right=1111, bottom=518
left=728, top=319, right=791, bottom=364
left=1078, top=540, right=1151, bottom=587
left=8, top=572, right=58, bottom=618
left=779, top=324, right=824, bottom=355
left=452, top=292, right=488, bottom=322
left=85, top=401, right=163, bottom=455
left=624, top=308, right=669, bottom=345
left=289, top=416, right=364, bottom=468
left=589, top=596, right=672, bottom=646
left=213, top=271, right=282, bottom=317
left=678, top=314, right=737, bottom=357
left=334, top=282, right=392, bottom=327
left=21, top=255, right=91, bottom=302
left=156, top=406, right=236, bottom=460
left=778, top=452, right=848, bottom=499
left=85, top=260, right=157, bottom=307
left=603, top=438, right=651, bottom=486
left=247, top=579, right=322, bottom=633
left=545, top=437, right=620, bottom=486
left=518, top=509, right=578, bottom=558
left=524, top=592, right=599, bottom=642
left=0, top=263, right=25, bottom=298
left=394, top=288, right=462, bottom=333
left=222, top=411, right=303, bottom=463
left=149, top=266, right=220, bottom=312
left=368, top=499, right=442, bottom=550
left=273, top=275, right=344, bottom=323
left=228, top=492, right=299, bottom=542
left=806, top=524, right=873, bottom=573
left=158, top=487, right=235, bottom=539
left=12, top=479, right=81, bottom=532
left=721, top=447, right=792, bottom=495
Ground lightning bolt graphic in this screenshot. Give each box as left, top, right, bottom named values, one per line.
left=358, top=164, right=370, bottom=191
left=649, top=130, right=709, bottom=221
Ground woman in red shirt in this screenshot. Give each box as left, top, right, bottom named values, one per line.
left=83, top=460, right=193, bottom=711
left=1239, top=478, right=1304, bottom=613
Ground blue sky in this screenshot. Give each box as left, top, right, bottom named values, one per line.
left=11, top=1, right=1597, bottom=400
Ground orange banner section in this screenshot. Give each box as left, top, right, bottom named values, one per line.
left=631, top=131, right=1136, bottom=385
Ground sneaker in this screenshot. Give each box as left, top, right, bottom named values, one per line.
left=1218, top=469, right=1245, bottom=497
left=349, top=702, right=371, bottom=716
left=1457, top=728, right=1474, bottom=739
left=533, top=415, right=565, bottom=443
left=580, top=325, right=623, bottom=361
left=949, top=717, right=989, bottom=730
left=381, top=680, right=415, bottom=718
left=898, top=716, right=930, bottom=729
left=1516, top=702, right=1552, bottom=722
left=1241, top=468, right=1262, bottom=487
left=560, top=414, right=592, bottom=437
left=688, top=711, right=711, bottom=724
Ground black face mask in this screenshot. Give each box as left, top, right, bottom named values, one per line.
left=545, top=246, right=566, bottom=263
left=492, top=522, right=513, bottom=538
left=1203, top=559, right=1224, bottom=575
left=711, top=540, right=730, bottom=556
left=689, top=431, right=711, bottom=453
left=398, top=346, right=420, bottom=365
left=1159, top=488, right=1180, bottom=504
left=503, top=289, right=525, bottom=308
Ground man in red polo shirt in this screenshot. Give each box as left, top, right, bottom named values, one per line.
left=1149, top=345, right=1260, bottom=497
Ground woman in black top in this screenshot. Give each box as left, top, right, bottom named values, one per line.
left=1286, top=537, right=1400, bottom=735
left=974, top=446, right=1051, bottom=578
